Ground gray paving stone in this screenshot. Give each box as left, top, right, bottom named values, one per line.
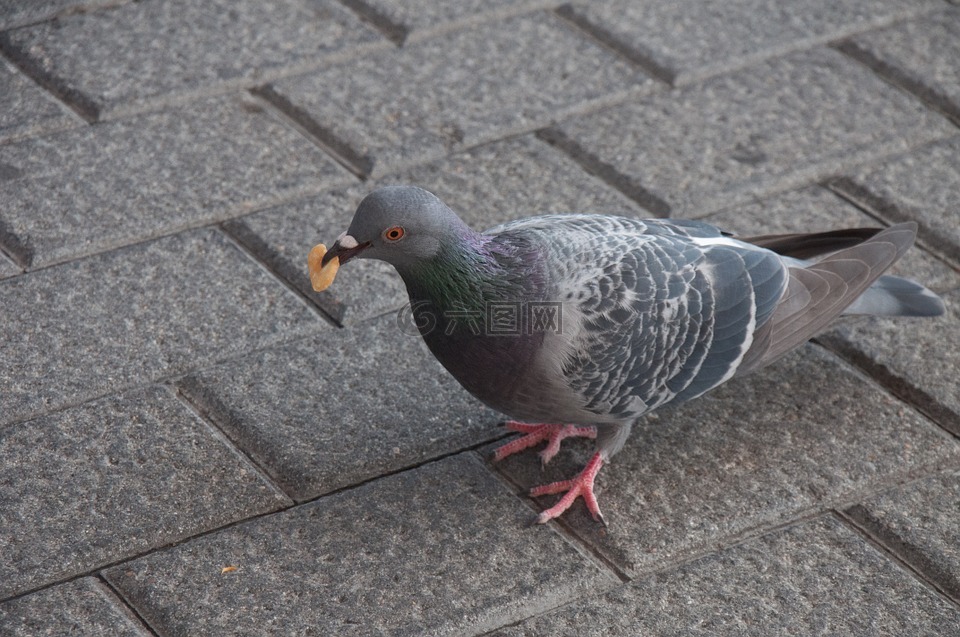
left=493, top=516, right=960, bottom=635
left=545, top=48, right=954, bottom=218
left=179, top=314, right=501, bottom=502
left=0, top=386, right=289, bottom=600
left=265, top=12, right=648, bottom=177
left=0, top=0, right=385, bottom=119
left=559, top=0, right=940, bottom=85
left=0, top=56, right=80, bottom=144
left=0, top=0, right=119, bottom=31
left=840, top=8, right=960, bottom=124
left=0, top=228, right=324, bottom=428
left=703, top=186, right=960, bottom=296
left=105, top=454, right=618, bottom=636
left=225, top=135, right=644, bottom=324
left=847, top=469, right=960, bottom=602
left=0, top=578, right=149, bottom=636
left=494, top=345, right=959, bottom=575
left=0, top=94, right=350, bottom=269
left=830, top=135, right=960, bottom=268
left=341, top=0, right=558, bottom=43
left=820, top=289, right=960, bottom=438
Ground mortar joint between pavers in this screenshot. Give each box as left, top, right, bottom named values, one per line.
left=474, top=448, right=632, bottom=584
left=813, top=334, right=960, bottom=440
left=836, top=508, right=960, bottom=608
left=219, top=219, right=347, bottom=327
left=536, top=127, right=672, bottom=216
left=337, top=0, right=409, bottom=46
left=0, top=35, right=100, bottom=122
left=826, top=177, right=960, bottom=271
left=833, top=39, right=960, bottom=128
left=0, top=222, right=31, bottom=270
left=552, top=4, right=677, bottom=86
left=218, top=221, right=346, bottom=327
left=251, top=85, right=374, bottom=179
left=95, top=573, right=163, bottom=637
left=170, top=381, right=296, bottom=505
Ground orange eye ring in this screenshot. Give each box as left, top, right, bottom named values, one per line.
left=384, top=226, right=405, bottom=242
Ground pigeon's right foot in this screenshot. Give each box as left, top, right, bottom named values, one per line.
left=531, top=452, right=605, bottom=524
left=491, top=422, right=597, bottom=465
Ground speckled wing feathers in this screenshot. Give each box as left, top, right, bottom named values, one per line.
left=489, top=215, right=788, bottom=423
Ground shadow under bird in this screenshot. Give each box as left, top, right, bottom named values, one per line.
left=310, top=185, right=944, bottom=524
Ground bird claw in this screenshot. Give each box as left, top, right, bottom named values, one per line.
left=492, top=422, right=596, bottom=465
left=492, top=423, right=607, bottom=523
left=531, top=452, right=605, bottom=524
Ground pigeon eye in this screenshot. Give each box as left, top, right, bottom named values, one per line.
left=384, top=226, right=405, bottom=242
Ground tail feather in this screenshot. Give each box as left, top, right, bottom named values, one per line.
left=742, top=227, right=883, bottom=259
left=844, top=274, right=945, bottom=317
left=738, top=222, right=940, bottom=374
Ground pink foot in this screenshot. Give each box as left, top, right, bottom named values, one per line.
left=530, top=452, right=605, bottom=525
left=491, top=421, right=597, bottom=464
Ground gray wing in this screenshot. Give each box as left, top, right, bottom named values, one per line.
left=737, top=222, right=919, bottom=373
left=496, top=215, right=788, bottom=422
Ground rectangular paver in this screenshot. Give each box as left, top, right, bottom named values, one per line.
left=225, top=135, right=643, bottom=324
left=559, top=0, right=940, bottom=85
left=0, top=0, right=386, bottom=119
left=0, top=385, right=289, bottom=599
left=494, top=344, right=959, bottom=575
left=105, top=454, right=618, bottom=636
left=839, top=8, right=960, bottom=123
left=830, top=135, right=960, bottom=267
left=545, top=48, right=954, bottom=217
left=493, top=516, right=960, bottom=635
left=179, top=314, right=500, bottom=502
left=846, top=470, right=960, bottom=603
left=265, top=12, right=649, bottom=177
left=0, top=93, right=351, bottom=269
left=0, top=578, right=150, bottom=636
left=0, top=56, right=80, bottom=144
left=0, top=228, right=324, bottom=427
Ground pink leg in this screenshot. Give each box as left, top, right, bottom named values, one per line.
left=491, top=421, right=596, bottom=464
left=530, top=452, right=605, bottom=525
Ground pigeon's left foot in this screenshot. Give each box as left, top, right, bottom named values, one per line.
left=492, top=422, right=597, bottom=464
left=531, top=452, right=605, bottom=524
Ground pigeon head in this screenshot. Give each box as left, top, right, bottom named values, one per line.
left=322, top=186, right=472, bottom=270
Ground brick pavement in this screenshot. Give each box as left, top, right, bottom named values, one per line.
left=1, top=1, right=958, bottom=634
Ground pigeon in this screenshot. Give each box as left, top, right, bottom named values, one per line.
left=314, top=185, right=945, bottom=524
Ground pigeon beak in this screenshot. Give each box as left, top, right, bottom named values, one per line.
left=323, top=232, right=370, bottom=266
